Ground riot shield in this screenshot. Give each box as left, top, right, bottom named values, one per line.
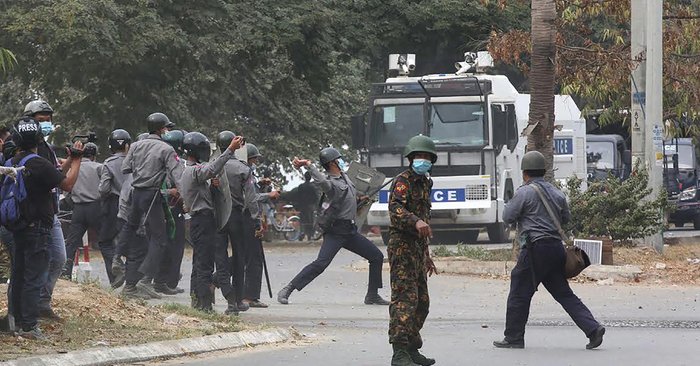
left=213, top=170, right=233, bottom=231
left=346, top=162, right=386, bottom=227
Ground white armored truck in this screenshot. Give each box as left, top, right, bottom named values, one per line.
left=351, top=53, right=587, bottom=244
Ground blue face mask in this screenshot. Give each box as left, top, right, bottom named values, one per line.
left=411, top=159, right=432, bottom=175
left=337, top=158, right=349, bottom=172
left=39, top=121, right=54, bottom=137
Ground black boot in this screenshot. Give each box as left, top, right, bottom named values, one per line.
left=365, top=291, right=390, bottom=305
left=277, top=284, right=294, bottom=305
left=586, top=326, right=605, bottom=350
left=408, top=337, right=435, bottom=366
left=195, top=291, right=213, bottom=312
left=493, top=338, right=525, bottom=349
left=224, top=294, right=249, bottom=315
left=391, top=344, right=419, bottom=366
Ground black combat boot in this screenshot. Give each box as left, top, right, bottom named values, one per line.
left=277, top=284, right=294, bottom=305
left=391, top=344, right=420, bottom=366
left=586, top=326, right=605, bottom=350
left=493, top=338, right=525, bottom=349
left=365, top=291, right=390, bottom=305
left=195, top=291, right=213, bottom=313
left=153, top=283, right=179, bottom=295
left=224, top=294, right=249, bottom=315
left=408, top=337, right=435, bottom=366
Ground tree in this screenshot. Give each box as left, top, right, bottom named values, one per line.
left=488, top=1, right=700, bottom=138
left=524, top=0, right=557, bottom=180
left=0, top=47, right=16, bottom=75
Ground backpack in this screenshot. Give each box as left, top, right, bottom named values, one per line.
left=0, top=153, right=39, bottom=231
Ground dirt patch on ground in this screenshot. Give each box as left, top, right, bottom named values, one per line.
left=613, top=243, right=700, bottom=285
left=0, top=280, right=244, bottom=362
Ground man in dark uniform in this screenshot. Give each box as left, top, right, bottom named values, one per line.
left=63, top=143, right=110, bottom=281
left=154, top=129, right=187, bottom=295
left=277, top=147, right=388, bottom=305
left=387, top=135, right=438, bottom=366
left=6, top=117, right=83, bottom=339
left=22, top=100, right=68, bottom=319
left=99, top=129, right=131, bottom=289
left=281, top=171, right=320, bottom=241
left=493, top=150, right=605, bottom=350
left=121, top=112, right=184, bottom=300
left=180, top=132, right=244, bottom=311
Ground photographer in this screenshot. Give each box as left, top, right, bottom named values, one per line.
left=7, top=117, right=83, bottom=340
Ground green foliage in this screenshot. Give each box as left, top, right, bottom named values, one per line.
left=432, top=244, right=511, bottom=261
left=0, top=0, right=527, bottom=165
left=0, top=47, right=17, bottom=75
left=565, top=168, right=670, bottom=242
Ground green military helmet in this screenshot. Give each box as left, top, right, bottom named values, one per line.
left=163, top=129, right=186, bottom=156
left=319, top=147, right=342, bottom=166
left=216, top=131, right=235, bottom=153
left=247, top=143, right=262, bottom=160
left=521, top=150, right=546, bottom=170
left=403, top=134, right=437, bottom=163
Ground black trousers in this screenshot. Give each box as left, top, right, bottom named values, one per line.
left=290, top=221, right=384, bottom=292
left=215, top=207, right=247, bottom=302
left=504, top=238, right=600, bottom=342
left=190, top=210, right=217, bottom=300
left=156, top=207, right=185, bottom=288
left=11, top=225, right=50, bottom=331
left=243, top=215, right=264, bottom=300
left=126, top=188, right=167, bottom=278
left=98, top=195, right=120, bottom=282
left=65, top=202, right=109, bottom=279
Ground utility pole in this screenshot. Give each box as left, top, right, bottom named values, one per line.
left=631, top=0, right=664, bottom=252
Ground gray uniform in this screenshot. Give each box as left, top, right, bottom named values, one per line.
left=121, top=134, right=184, bottom=191
left=181, top=149, right=235, bottom=214
left=503, top=177, right=570, bottom=244
left=117, top=175, right=134, bottom=221
left=99, top=152, right=128, bottom=198
left=244, top=168, right=272, bottom=220
left=71, top=159, right=103, bottom=203
left=224, top=159, right=250, bottom=208
left=308, top=164, right=357, bottom=221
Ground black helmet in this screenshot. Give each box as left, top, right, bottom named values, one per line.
left=11, top=117, right=43, bottom=150
left=2, top=140, right=17, bottom=159
left=163, top=129, right=186, bottom=156
left=246, top=143, right=261, bottom=160
left=319, top=147, right=341, bottom=166
left=109, top=129, right=132, bottom=152
left=83, top=142, right=98, bottom=158
left=23, top=100, right=53, bottom=117
left=216, top=131, right=235, bottom=152
left=182, top=132, right=211, bottom=163
left=146, top=112, right=171, bottom=133
left=136, top=132, right=149, bottom=141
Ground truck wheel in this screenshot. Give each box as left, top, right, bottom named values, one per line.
left=487, top=223, right=510, bottom=243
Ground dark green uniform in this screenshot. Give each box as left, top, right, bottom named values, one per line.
left=388, top=168, right=432, bottom=347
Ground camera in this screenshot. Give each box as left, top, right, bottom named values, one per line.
left=72, top=131, right=97, bottom=144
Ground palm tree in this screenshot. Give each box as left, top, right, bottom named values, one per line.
left=524, top=0, right=556, bottom=180
left=0, top=47, right=17, bottom=74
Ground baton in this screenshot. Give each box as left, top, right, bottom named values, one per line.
left=259, top=238, right=273, bottom=298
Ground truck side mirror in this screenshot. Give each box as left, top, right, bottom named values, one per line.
left=351, top=115, right=365, bottom=149
left=622, top=150, right=632, bottom=166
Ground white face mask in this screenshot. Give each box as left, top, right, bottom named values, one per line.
left=337, top=158, right=349, bottom=172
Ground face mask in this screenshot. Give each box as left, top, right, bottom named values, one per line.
left=251, top=163, right=257, bottom=171
left=411, top=159, right=432, bottom=175
left=39, top=121, right=54, bottom=137
left=337, top=158, right=349, bottom=172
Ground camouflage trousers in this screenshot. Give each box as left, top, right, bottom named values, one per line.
left=388, top=235, right=429, bottom=347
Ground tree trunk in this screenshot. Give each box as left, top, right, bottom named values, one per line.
left=527, top=0, right=557, bottom=181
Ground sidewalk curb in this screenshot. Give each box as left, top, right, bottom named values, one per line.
left=3, top=327, right=297, bottom=366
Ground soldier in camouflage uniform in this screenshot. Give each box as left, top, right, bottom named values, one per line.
left=388, top=135, right=438, bottom=366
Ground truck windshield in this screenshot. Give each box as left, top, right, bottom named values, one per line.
left=587, top=141, right=615, bottom=169
left=369, top=104, right=423, bottom=148
left=429, top=102, right=486, bottom=147
left=664, top=145, right=694, bottom=169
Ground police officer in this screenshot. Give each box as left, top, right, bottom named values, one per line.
left=99, top=129, right=131, bottom=289
left=63, top=143, right=110, bottom=281
left=22, top=100, right=68, bottom=320
left=388, top=135, right=438, bottom=366
left=121, top=112, right=184, bottom=299
left=277, top=147, right=388, bottom=305
left=180, top=132, right=244, bottom=311
left=214, top=131, right=251, bottom=313
left=242, top=143, right=280, bottom=308
left=493, top=151, right=605, bottom=350
left=7, top=117, right=83, bottom=339
left=281, top=171, right=320, bottom=241
left=154, top=129, right=187, bottom=294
